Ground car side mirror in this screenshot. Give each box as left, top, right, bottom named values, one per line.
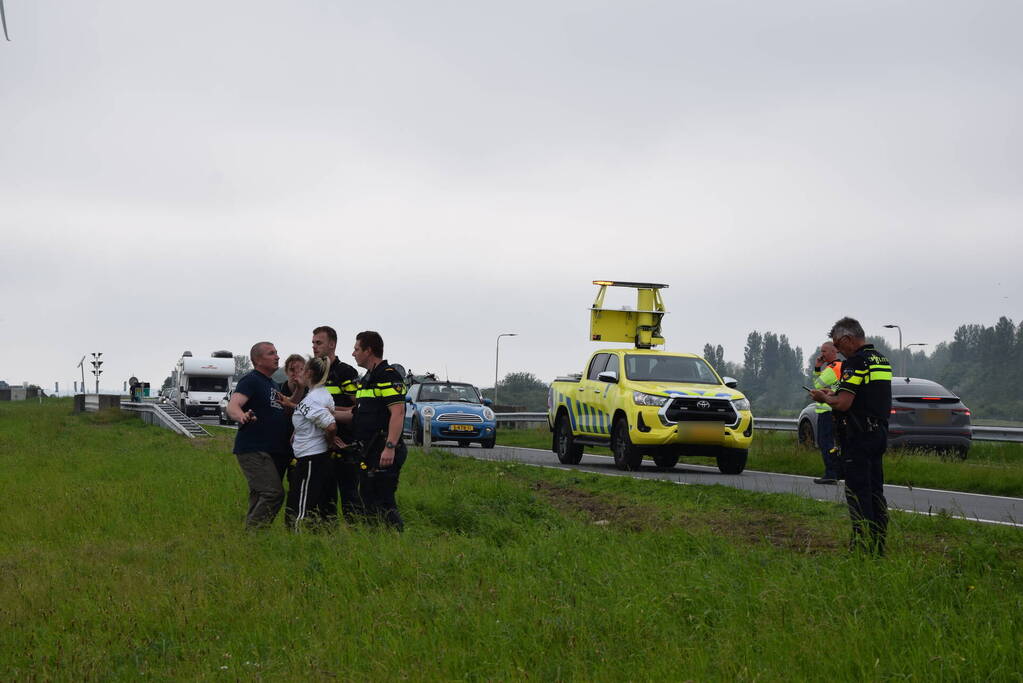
left=482, top=398, right=493, bottom=406
left=405, top=396, right=414, bottom=403
left=722, top=376, right=738, bottom=389
left=597, top=371, right=618, bottom=383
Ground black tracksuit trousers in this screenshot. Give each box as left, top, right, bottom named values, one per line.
left=285, top=453, right=334, bottom=531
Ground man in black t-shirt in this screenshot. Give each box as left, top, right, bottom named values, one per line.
left=810, top=317, right=893, bottom=555
left=227, top=341, right=291, bottom=530
left=311, top=325, right=360, bottom=522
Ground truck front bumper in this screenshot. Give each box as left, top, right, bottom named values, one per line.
left=629, top=409, right=754, bottom=449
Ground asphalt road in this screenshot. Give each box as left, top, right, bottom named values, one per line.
left=452, top=444, right=1023, bottom=528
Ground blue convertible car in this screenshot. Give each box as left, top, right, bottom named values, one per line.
left=403, top=381, right=497, bottom=448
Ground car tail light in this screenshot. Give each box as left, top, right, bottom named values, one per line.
left=951, top=409, right=971, bottom=416
left=890, top=407, right=914, bottom=414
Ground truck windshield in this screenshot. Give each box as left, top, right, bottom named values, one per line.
left=624, top=355, right=720, bottom=384
left=417, top=383, right=481, bottom=403
left=188, top=377, right=229, bottom=392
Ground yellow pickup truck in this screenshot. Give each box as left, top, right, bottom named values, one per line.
left=546, top=281, right=754, bottom=474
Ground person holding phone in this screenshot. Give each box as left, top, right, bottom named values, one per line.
left=811, top=341, right=844, bottom=484
left=810, top=317, right=892, bottom=555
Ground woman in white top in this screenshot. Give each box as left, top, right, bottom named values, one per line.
left=282, top=356, right=337, bottom=530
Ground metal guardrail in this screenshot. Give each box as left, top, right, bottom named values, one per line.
left=498, top=413, right=1023, bottom=443
left=752, top=417, right=799, bottom=432
left=749, top=417, right=1023, bottom=443
left=496, top=412, right=548, bottom=425
left=971, top=425, right=1023, bottom=443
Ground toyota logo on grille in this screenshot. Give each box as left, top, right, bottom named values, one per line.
left=696, top=400, right=711, bottom=410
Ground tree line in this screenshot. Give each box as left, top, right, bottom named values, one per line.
left=704, top=316, right=1023, bottom=420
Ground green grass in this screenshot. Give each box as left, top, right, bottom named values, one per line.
left=2, top=399, right=1023, bottom=679
left=499, top=427, right=1023, bottom=497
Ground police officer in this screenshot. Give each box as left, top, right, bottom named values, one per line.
left=311, top=325, right=360, bottom=522
left=812, top=341, right=844, bottom=485
left=345, top=330, right=407, bottom=530
left=810, top=317, right=892, bottom=555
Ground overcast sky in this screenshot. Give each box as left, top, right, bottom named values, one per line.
left=2, top=0, right=1020, bottom=393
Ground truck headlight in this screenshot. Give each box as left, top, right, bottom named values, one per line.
left=731, top=398, right=751, bottom=412
left=421, top=406, right=436, bottom=418
left=483, top=407, right=495, bottom=420
left=633, top=391, right=668, bottom=407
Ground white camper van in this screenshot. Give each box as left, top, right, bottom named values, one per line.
left=171, top=350, right=235, bottom=417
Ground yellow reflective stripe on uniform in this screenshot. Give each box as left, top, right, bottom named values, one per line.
left=357, top=388, right=403, bottom=398
left=326, top=386, right=342, bottom=394
left=844, top=375, right=864, bottom=386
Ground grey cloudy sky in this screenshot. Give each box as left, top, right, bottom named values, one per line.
left=2, top=0, right=1021, bottom=393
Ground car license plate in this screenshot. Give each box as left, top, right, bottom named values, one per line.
left=921, top=410, right=950, bottom=425
left=677, top=422, right=723, bottom=444
left=449, top=425, right=474, bottom=432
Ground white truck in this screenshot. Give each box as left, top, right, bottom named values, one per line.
left=170, top=351, right=235, bottom=417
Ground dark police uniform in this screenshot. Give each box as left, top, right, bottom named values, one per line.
left=834, top=344, right=892, bottom=554
left=352, top=359, right=407, bottom=530
left=323, top=357, right=360, bottom=521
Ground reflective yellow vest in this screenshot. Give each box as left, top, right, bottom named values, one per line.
left=813, top=360, right=843, bottom=413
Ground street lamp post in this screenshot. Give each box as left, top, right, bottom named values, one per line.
left=90, top=352, right=103, bottom=394
left=883, top=324, right=903, bottom=376
left=77, top=355, right=86, bottom=395
left=494, top=333, right=518, bottom=409
left=905, top=343, right=927, bottom=378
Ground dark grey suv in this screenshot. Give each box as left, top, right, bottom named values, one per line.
left=797, top=377, right=972, bottom=457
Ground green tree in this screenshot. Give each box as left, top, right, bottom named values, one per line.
left=233, top=355, right=252, bottom=380
left=483, top=372, right=549, bottom=411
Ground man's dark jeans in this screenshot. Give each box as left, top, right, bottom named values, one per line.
left=236, top=451, right=286, bottom=529
left=817, top=411, right=842, bottom=480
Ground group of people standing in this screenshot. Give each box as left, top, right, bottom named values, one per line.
left=228, top=326, right=408, bottom=532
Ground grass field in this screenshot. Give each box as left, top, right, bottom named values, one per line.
left=2, top=399, right=1023, bottom=679
left=497, top=427, right=1023, bottom=497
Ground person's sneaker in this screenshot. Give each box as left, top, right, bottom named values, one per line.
left=813, top=477, right=839, bottom=485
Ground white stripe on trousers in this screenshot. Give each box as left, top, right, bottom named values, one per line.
left=297, top=461, right=312, bottom=525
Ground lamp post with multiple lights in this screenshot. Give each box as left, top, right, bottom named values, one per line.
left=90, top=352, right=103, bottom=394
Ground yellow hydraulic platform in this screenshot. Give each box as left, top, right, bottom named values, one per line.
left=589, top=280, right=668, bottom=349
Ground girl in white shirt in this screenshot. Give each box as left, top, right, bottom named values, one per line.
left=283, top=356, right=337, bottom=530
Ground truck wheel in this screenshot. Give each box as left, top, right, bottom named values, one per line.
left=412, top=418, right=424, bottom=446
left=653, top=453, right=679, bottom=469
left=716, top=448, right=748, bottom=474
left=611, top=418, right=643, bottom=471
left=555, top=414, right=584, bottom=465
left=798, top=419, right=815, bottom=448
